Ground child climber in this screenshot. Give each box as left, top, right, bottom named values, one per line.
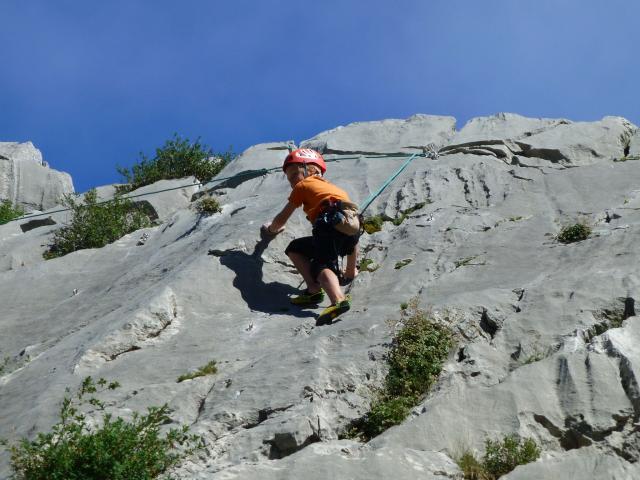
left=261, top=148, right=359, bottom=326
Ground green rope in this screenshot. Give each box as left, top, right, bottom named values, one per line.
left=6, top=150, right=436, bottom=224
left=359, top=153, right=424, bottom=214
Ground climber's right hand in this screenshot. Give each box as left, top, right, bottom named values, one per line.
left=260, top=222, right=284, bottom=239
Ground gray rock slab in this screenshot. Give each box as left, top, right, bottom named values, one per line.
left=125, top=177, right=201, bottom=222
left=301, top=114, right=456, bottom=154
left=1, top=115, right=640, bottom=479
left=599, top=319, right=640, bottom=414
left=372, top=338, right=636, bottom=452
left=446, top=114, right=636, bottom=167
left=516, top=116, right=635, bottom=165
left=502, top=447, right=639, bottom=480
left=188, top=443, right=461, bottom=479
left=0, top=142, right=74, bottom=211
left=213, top=142, right=292, bottom=179
left=452, top=112, right=571, bottom=144
left=629, top=127, right=640, bottom=157
left=0, top=206, right=69, bottom=272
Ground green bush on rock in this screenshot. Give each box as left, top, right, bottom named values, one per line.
left=346, top=298, right=453, bottom=440
left=43, top=189, right=152, bottom=259
left=457, top=435, right=541, bottom=479
left=0, top=200, right=24, bottom=225
left=358, top=258, right=379, bottom=273
left=4, top=377, right=203, bottom=480
left=556, top=222, right=591, bottom=244
left=117, top=134, right=233, bottom=193
left=195, top=197, right=222, bottom=216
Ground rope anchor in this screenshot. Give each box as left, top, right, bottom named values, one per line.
left=422, top=143, right=439, bottom=160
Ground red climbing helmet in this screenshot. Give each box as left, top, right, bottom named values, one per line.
left=282, top=148, right=327, bottom=174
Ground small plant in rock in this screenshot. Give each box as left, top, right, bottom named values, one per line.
left=358, top=396, right=415, bottom=439
left=556, top=222, right=591, bottom=244
left=177, top=360, right=218, bottom=383
left=591, top=307, right=627, bottom=337
left=358, top=258, right=379, bottom=273
left=362, top=215, right=387, bottom=234
left=195, top=197, right=222, bottom=216
left=43, top=189, right=152, bottom=259
left=456, top=450, right=487, bottom=480
left=4, top=376, right=203, bottom=480
left=345, top=298, right=453, bottom=440
left=0, top=356, right=10, bottom=375
left=362, top=203, right=428, bottom=234
left=0, top=200, right=24, bottom=225
left=613, top=155, right=640, bottom=162
left=456, top=435, right=540, bottom=479
left=394, top=259, right=412, bottom=270
left=482, top=435, right=540, bottom=478
left=522, top=349, right=546, bottom=365
left=455, top=256, right=486, bottom=268
left=391, top=202, right=428, bottom=226
left=117, top=134, right=233, bottom=193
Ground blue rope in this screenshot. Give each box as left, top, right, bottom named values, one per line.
left=359, top=153, right=424, bottom=214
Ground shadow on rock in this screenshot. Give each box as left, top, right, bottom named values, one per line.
left=210, top=238, right=314, bottom=318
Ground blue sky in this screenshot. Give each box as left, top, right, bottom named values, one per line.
left=1, top=0, right=638, bottom=193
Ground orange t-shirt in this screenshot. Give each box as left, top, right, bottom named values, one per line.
left=288, top=176, right=351, bottom=223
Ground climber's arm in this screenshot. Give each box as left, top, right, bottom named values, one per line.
left=262, top=201, right=297, bottom=235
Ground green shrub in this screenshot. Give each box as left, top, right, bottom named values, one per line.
left=0, top=200, right=24, bottom=225
left=384, top=302, right=453, bottom=399
left=117, top=134, right=233, bottom=193
left=43, top=189, right=152, bottom=259
left=346, top=299, right=453, bottom=440
left=362, top=203, right=428, bottom=234
left=5, top=377, right=202, bottom=480
left=556, top=222, right=591, bottom=244
left=457, top=435, right=540, bottom=479
left=362, top=215, right=387, bottom=234
left=358, top=258, right=379, bottom=273
left=195, top=197, right=221, bottom=216
left=177, top=360, right=218, bottom=383
left=483, top=435, right=540, bottom=478
left=456, top=451, right=487, bottom=480
left=356, top=396, right=414, bottom=440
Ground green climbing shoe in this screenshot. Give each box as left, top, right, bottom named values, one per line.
left=316, top=296, right=351, bottom=326
left=290, top=289, right=325, bottom=306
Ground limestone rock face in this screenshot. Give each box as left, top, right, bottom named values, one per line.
left=0, top=142, right=74, bottom=211
left=301, top=114, right=457, bottom=154
left=629, top=127, right=640, bottom=157
left=125, top=177, right=201, bottom=222
left=1, top=114, right=640, bottom=479
left=447, top=113, right=635, bottom=166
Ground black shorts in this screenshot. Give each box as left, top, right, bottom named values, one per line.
left=285, top=225, right=358, bottom=281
